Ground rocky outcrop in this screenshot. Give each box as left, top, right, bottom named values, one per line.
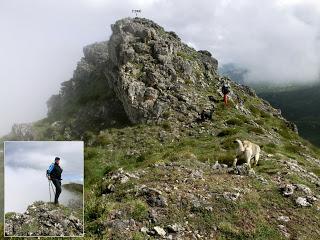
left=40, top=17, right=302, bottom=141
left=9, top=123, right=35, bottom=140
left=5, top=201, right=83, bottom=237
left=46, top=18, right=222, bottom=137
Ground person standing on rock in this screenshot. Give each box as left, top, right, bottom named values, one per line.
left=221, top=81, right=231, bottom=106
left=47, top=157, right=63, bottom=204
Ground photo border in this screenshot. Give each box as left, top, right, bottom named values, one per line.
left=3, top=140, right=85, bottom=238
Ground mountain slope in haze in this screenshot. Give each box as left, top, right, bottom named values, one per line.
left=220, top=64, right=320, bottom=147
left=259, top=83, right=320, bottom=147
left=62, top=183, right=83, bottom=194
left=219, top=63, right=247, bottom=85
left=1, top=18, right=320, bottom=239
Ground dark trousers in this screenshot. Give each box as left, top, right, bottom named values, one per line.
left=52, top=179, right=62, bottom=204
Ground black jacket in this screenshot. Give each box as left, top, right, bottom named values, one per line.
left=50, top=163, right=63, bottom=180
left=222, top=85, right=230, bottom=95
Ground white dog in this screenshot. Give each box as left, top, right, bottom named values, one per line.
left=233, top=139, right=260, bottom=168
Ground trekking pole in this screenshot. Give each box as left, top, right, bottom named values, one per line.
left=50, top=181, right=56, bottom=195
left=48, top=180, right=51, bottom=202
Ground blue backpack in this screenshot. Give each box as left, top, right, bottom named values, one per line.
left=46, top=163, right=54, bottom=177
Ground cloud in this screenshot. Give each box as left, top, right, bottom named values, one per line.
left=5, top=166, right=82, bottom=213
left=0, top=0, right=319, bottom=134
left=5, top=141, right=84, bottom=177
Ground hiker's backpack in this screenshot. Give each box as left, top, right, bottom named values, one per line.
left=222, top=84, right=230, bottom=95
left=46, top=163, right=54, bottom=178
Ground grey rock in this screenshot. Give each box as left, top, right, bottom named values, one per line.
left=141, top=226, right=148, bottom=233
left=167, top=223, right=184, bottom=233
left=223, top=192, right=240, bottom=201
left=153, top=226, right=166, bottom=237
left=212, top=161, right=222, bottom=170
left=277, top=216, right=290, bottom=222
left=280, top=184, right=295, bottom=197
left=296, top=197, right=311, bottom=207
left=191, top=170, right=203, bottom=179
left=140, top=187, right=168, bottom=207
left=278, top=224, right=290, bottom=238
left=191, top=199, right=202, bottom=208
left=294, top=184, right=312, bottom=195
left=234, top=163, right=255, bottom=176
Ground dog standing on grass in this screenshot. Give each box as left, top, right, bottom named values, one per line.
left=233, top=139, right=261, bottom=168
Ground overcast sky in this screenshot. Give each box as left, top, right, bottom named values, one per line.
left=5, top=141, right=83, bottom=212
left=5, top=141, right=83, bottom=179
left=0, top=0, right=319, bottom=135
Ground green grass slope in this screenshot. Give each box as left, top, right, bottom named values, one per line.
left=2, top=97, right=320, bottom=239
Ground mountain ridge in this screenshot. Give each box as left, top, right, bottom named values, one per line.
left=1, top=17, right=320, bottom=239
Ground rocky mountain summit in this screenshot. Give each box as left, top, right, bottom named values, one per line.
left=2, top=18, right=320, bottom=239
left=47, top=18, right=218, bottom=131
left=5, top=201, right=83, bottom=237
left=41, top=17, right=284, bottom=139
left=9, top=17, right=296, bottom=140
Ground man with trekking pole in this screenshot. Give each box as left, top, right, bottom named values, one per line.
left=46, top=157, right=63, bottom=204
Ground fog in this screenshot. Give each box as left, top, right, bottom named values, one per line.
left=5, top=167, right=82, bottom=213
left=0, top=0, right=319, bottom=135
left=5, top=141, right=83, bottom=213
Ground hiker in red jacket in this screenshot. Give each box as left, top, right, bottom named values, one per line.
left=221, top=82, right=230, bottom=105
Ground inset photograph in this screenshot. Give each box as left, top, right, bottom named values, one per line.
left=4, top=141, right=84, bottom=237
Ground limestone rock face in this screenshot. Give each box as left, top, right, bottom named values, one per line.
left=46, top=18, right=220, bottom=136
left=42, top=17, right=299, bottom=140
left=105, top=18, right=219, bottom=124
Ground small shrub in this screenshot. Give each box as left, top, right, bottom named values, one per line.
left=255, top=223, right=283, bottom=239
left=95, top=133, right=112, bottom=146
left=84, top=147, right=99, bottom=159
left=136, top=154, right=146, bottom=163
left=185, top=79, right=193, bottom=85
left=226, top=118, right=243, bottom=126
left=132, top=232, right=146, bottom=240
left=311, top=167, right=320, bottom=177
left=162, top=111, right=170, bottom=118
left=260, top=111, right=271, bottom=118
left=235, top=114, right=250, bottom=124
left=248, top=126, right=264, bottom=134
left=5, top=212, right=16, bottom=219
left=217, top=128, right=239, bottom=137
left=255, top=119, right=264, bottom=126
left=103, top=165, right=117, bottom=175
left=249, top=105, right=260, bottom=116
left=283, top=143, right=301, bottom=154
left=262, top=143, right=278, bottom=154
left=130, top=200, right=149, bottom=221
left=221, top=137, right=237, bottom=150
left=177, top=51, right=196, bottom=61
left=256, top=160, right=280, bottom=175
left=162, top=121, right=171, bottom=131
left=216, top=152, right=235, bottom=166
left=169, top=151, right=197, bottom=162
